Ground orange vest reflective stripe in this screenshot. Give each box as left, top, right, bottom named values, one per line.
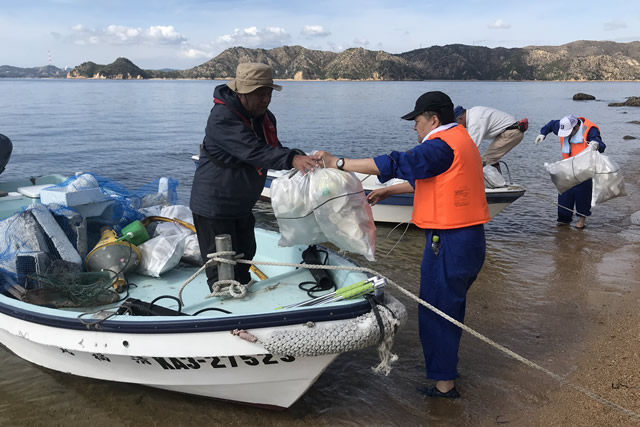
left=559, top=117, right=598, bottom=160
left=412, top=125, right=490, bottom=229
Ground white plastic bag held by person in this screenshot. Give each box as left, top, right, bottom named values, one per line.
left=270, top=170, right=326, bottom=247
left=591, top=152, right=626, bottom=206
left=308, top=168, right=376, bottom=261
left=544, top=149, right=595, bottom=194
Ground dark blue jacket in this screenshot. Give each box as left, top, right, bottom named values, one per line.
left=190, top=84, right=301, bottom=218
left=540, top=118, right=606, bottom=153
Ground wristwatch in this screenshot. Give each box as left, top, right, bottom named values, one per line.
left=336, top=157, right=345, bottom=170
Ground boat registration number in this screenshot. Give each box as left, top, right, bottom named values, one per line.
left=151, top=355, right=296, bottom=370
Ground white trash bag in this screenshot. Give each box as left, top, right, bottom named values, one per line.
left=154, top=205, right=195, bottom=237
left=182, top=234, right=203, bottom=265
left=136, top=233, right=187, bottom=277
left=308, top=168, right=376, bottom=261
left=544, top=149, right=595, bottom=194
left=483, top=164, right=506, bottom=188
left=271, top=170, right=325, bottom=247
left=592, top=152, right=626, bottom=206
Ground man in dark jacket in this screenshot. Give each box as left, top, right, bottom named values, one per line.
left=190, top=63, right=319, bottom=289
left=0, top=134, right=12, bottom=197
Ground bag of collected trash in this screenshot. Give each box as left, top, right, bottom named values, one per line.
left=544, top=148, right=595, bottom=194
left=182, top=234, right=202, bottom=265
left=136, top=233, right=186, bottom=277
left=308, top=168, right=376, bottom=261
left=153, top=205, right=195, bottom=237
left=591, top=152, right=626, bottom=206
left=271, top=170, right=326, bottom=247
left=483, top=164, right=506, bottom=188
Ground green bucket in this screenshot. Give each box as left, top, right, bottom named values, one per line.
left=117, top=220, right=150, bottom=246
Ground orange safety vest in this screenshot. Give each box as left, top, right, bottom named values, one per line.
left=559, top=117, right=599, bottom=160
left=412, top=125, right=490, bottom=229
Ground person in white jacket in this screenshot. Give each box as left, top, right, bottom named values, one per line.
left=454, top=106, right=527, bottom=170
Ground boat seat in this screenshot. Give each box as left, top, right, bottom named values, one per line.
left=17, top=184, right=55, bottom=198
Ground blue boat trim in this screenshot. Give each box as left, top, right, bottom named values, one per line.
left=0, top=294, right=378, bottom=334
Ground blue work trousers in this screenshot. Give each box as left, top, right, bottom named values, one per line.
left=557, top=179, right=592, bottom=223
left=419, top=225, right=486, bottom=381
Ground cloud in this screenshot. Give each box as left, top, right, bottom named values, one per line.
left=214, top=26, right=291, bottom=49
left=302, top=25, right=331, bottom=38
left=353, top=38, right=370, bottom=47
left=488, top=19, right=511, bottom=30
left=603, top=19, right=627, bottom=31
left=70, top=24, right=187, bottom=46
left=180, top=47, right=210, bottom=60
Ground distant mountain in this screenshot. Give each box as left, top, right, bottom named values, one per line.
left=4, top=41, right=640, bottom=81
left=67, top=57, right=150, bottom=79
left=0, top=65, right=67, bottom=78
left=163, top=40, right=640, bottom=81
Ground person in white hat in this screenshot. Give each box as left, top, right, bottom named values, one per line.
left=191, top=63, right=320, bottom=289
left=535, top=115, right=606, bottom=229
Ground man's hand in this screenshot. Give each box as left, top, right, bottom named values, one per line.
left=589, top=140, right=600, bottom=151
left=535, top=134, right=546, bottom=145
left=367, top=182, right=414, bottom=206
left=366, top=187, right=393, bottom=206
left=313, top=151, right=338, bottom=169
left=292, top=153, right=322, bottom=174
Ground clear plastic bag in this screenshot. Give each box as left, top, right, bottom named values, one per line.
left=544, top=149, right=595, bottom=194
left=483, top=165, right=506, bottom=188
left=308, top=169, right=376, bottom=261
left=591, top=152, right=626, bottom=206
left=271, top=170, right=325, bottom=247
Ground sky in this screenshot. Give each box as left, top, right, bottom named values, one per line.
left=1, top=0, right=638, bottom=70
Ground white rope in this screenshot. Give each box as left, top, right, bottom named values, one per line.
left=198, top=254, right=640, bottom=421
left=177, top=250, right=253, bottom=304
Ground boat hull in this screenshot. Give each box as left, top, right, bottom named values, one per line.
left=0, top=310, right=339, bottom=408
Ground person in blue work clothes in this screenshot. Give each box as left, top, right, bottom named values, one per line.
left=535, top=115, right=606, bottom=229
left=316, top=91, right=490, bottom=398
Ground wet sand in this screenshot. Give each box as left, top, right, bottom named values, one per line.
left=515, top=244, right=640, bottom=426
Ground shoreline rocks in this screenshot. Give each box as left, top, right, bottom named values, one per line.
left=573, top=92, right=595, bottom=100
left=608, top=96, right=640, bottom=107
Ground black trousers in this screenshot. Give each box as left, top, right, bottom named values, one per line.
left=192, top=213, right=256, bottom=289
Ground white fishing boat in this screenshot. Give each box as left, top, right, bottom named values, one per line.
left=0, top=173, right=406, bottom=409
left=261, top=168, right=526, bottom=223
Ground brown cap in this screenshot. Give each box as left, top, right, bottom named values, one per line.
left=227, top=62, right=283, bottom=94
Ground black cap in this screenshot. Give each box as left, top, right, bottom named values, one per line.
left=401, top=91, right=455, bottom=123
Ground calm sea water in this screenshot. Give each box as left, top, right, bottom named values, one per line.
left=1, top=79, right=639, bottom=426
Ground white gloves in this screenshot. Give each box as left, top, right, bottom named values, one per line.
left=589, top=140, right=600, bottom=151
left=535, top=134, right=546, bottom=145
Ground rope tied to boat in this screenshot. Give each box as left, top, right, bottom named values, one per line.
left=176, top=250, right=255, bottom=303
left=202, top=255, right=640, bottom=422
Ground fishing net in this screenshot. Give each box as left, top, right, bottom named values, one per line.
left=26, top=264, right=119, bottom=307
left=45, top=173, right=179, bottom=233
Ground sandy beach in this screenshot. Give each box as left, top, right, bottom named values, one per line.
left=518, top=244, right=640, bottom=426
